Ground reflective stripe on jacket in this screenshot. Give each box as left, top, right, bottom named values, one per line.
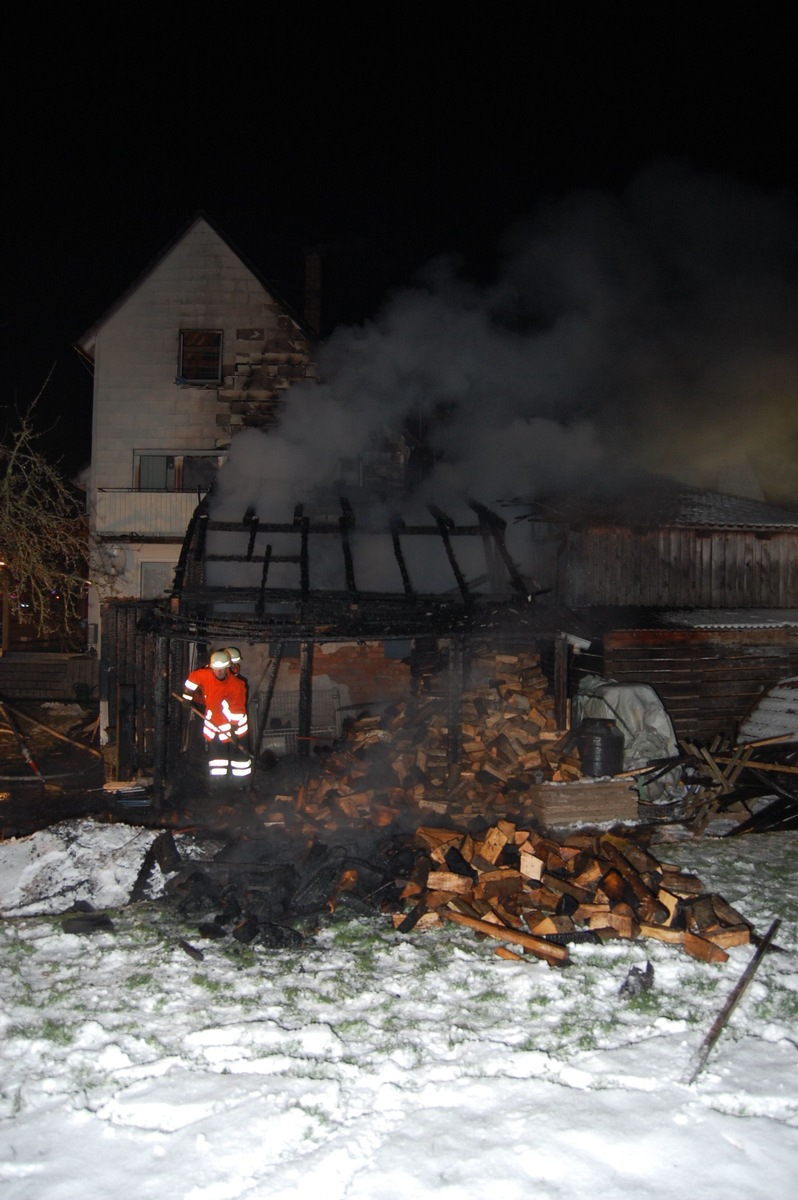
left=182, top=668, right=249, bottom=742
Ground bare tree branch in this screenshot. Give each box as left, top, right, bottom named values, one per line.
left=0, top=391, right=87, bottom=643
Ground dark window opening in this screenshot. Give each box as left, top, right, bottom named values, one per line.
left=137, top=453, right=221, bottom=491
left=179, top=330, right=223, bottom=383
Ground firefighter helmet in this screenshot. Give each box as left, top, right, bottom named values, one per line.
left=225, top=646, right=242, bottom=666
left=209, top=650, right=231, bottom=670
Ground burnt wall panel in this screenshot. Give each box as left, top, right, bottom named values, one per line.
left=604, top=628, right=798, bottom=741
left=100, top=600, right=158, bottom=770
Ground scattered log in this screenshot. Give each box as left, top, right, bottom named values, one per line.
left=440, top=909, right=570, bottom=967
left=390, top=820, right=752, bottom=965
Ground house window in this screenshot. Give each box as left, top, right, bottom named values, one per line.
left=139, top=455, right=175, bottom=491
left=178, top=330, right=223, bottom=383
left=136, top=452, right=222, bottom=491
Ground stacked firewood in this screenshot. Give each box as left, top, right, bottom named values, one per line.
left=264, top=650, right=609, bottom=833
left=390, top=821, right=752, bottom=967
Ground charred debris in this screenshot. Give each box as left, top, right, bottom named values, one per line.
left=32, top=492, right=796, bottom=966
left=92, top=642, right=788, bottom=973
left=97, top=488, right=798, bottom=836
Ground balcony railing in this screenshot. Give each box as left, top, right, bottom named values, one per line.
left=93, top=490, right=203, bottom=538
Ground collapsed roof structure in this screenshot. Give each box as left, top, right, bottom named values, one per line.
left=113, top=494, right=582, bottom=802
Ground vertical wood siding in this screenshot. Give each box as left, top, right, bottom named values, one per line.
left=563, top=528, right=798, bottom=608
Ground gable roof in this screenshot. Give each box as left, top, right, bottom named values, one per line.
left=75, top=210, right=315, bottom=359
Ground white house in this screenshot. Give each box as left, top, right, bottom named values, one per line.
left=76, top=213, right=318, bottom=648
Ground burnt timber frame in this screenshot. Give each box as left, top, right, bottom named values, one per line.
left=138, top=496, right=555, bottom=801
left=164, top=497, right=541, bottom=641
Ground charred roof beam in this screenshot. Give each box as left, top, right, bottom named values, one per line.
left=245, top=516, right=259, bottom=561
left=170, top=500, right=207, bottom=610
left=339, top=497, right=358, bottom=600
left=428, top=505, right=472, bottom=610
left=389, top=515, right=415, bottom=597
left=256, top=544, right=272, bottom=618
left=468, top=498, right=542, bottom=599
left=300, top=516, right=310, bottom=600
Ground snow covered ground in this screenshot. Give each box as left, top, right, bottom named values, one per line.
left=1, top=820, right=797, bottom=1199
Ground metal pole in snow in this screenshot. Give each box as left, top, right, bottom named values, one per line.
left=685, top=917, right=781, bottom=1085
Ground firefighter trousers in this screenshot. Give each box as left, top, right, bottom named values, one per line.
left=206, top=735, right=252, bottom=782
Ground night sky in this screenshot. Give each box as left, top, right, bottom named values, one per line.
left=3, top=11, right=795, bottom=481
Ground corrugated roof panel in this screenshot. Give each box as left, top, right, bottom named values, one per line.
left=738, top=675, right=798, bottom=743
left=662, top=609, right=798, bottom=630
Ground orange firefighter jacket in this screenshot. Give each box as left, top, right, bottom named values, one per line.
left=182, top=668, right=249, bottom=743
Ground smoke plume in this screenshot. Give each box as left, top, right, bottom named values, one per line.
left=213, top=160, right=798, bottom=527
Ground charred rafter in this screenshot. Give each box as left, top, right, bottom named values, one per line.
left=164, top=496, right=547, bottom=642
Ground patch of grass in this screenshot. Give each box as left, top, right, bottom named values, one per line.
left=624, top=989, right=662, bottom=1016
left=299, top=1102, right=335, bottom=1128
left=40, top=1018, right=74, bottom=1046
left=125, top=972, right=153, bottom=989
left=191, top=974, right=223, bottom=993
left=472, top=985, right=506, bottom=1005
left=7, top=1018, right=75, bottom=1046
left=754, top=982, right=798, bottom=1023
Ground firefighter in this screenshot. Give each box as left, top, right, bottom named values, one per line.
left=223, top=646, right=249, bottom=707
left=225, top=646, right=242, bottom=676
left=182, top=650, right=252, bottom=784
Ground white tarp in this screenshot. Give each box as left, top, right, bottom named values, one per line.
left=573, top=674, right=679, bottom=799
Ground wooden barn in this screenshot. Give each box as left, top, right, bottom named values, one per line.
left=520, top=476, right=798, bottom=741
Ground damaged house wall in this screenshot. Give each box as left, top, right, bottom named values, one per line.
left=78, top=213, right=318, bottom=657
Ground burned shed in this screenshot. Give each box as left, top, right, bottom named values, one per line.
left=101, top=496, right=584, bottom=802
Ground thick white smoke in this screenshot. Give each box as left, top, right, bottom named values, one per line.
left=212, top=159, right=798, bottom=530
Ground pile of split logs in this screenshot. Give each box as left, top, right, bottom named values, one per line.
left=262, top=650, right=630, bottom=834
left=391, top=821, right=752, bottom=968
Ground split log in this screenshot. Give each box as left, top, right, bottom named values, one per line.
left=441, top=909, right=570, bottom=967
left=683, top=930, right=729, bottom=964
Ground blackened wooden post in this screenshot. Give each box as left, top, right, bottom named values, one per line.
left=245, top=517, right=259, bottom=560
left=447, top=636, right=465, bottom=767
left=300, top=517, right=310, bottom=600
left=171, top=501, right=205, bottom=610
left=194, top=510, right=208, bottom=564
left=554, top=632, right=569, bottom=731
left=429, top=506, right=472, bottom=609
left=298, top=640, right=314, bottom=757
left=152, top=635, right=169, bottom=807
left=468, top=499, right=535, bottom=598
left=116, top=684, right=136, bottom=781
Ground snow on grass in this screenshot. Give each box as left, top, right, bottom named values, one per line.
left=1, top=822, right=797, bottom=1198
